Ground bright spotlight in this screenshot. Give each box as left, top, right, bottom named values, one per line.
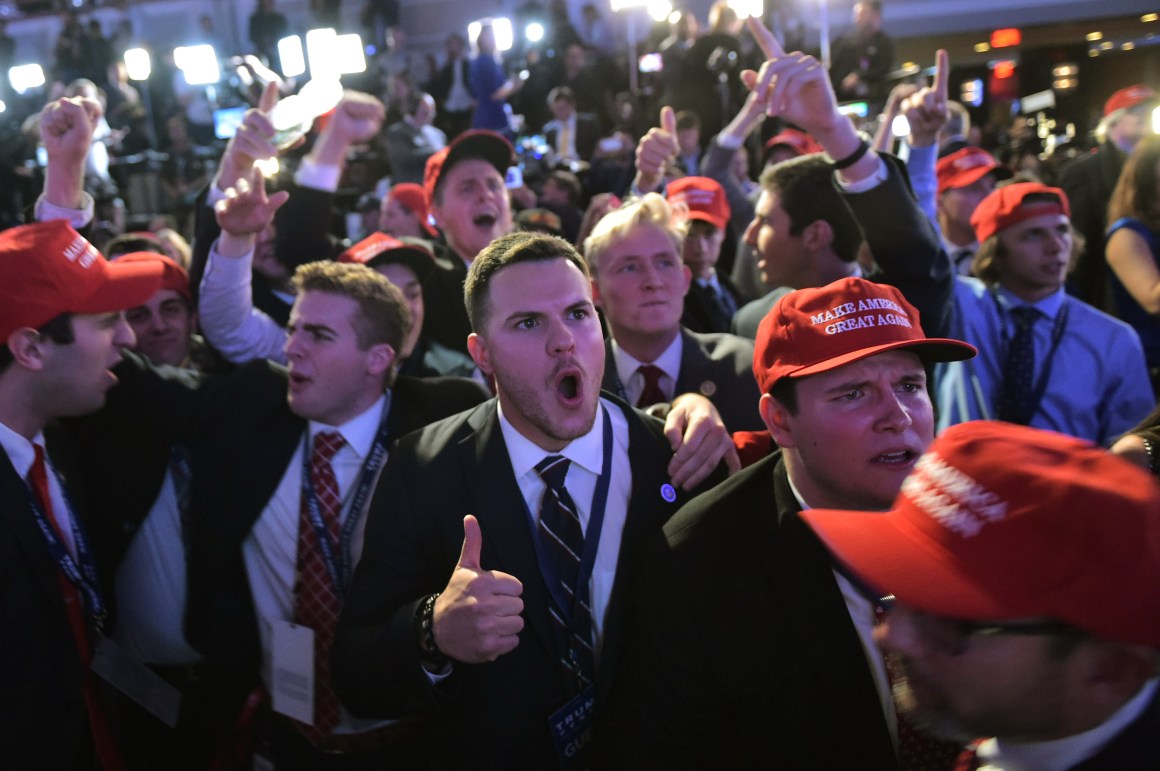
left=526, top=22, right=544, bottom=43
left=9, top=64, right=45, bottom=94
left=646, top=0, right=672, bottom=21
left=334, top=33, right=367, bottom=74
left=173, top=45, right=220, bottom=85
left=279, top=35, right=306, bottom=78
left=469, top=18, right=514, bottom=52
left=124, top=48, right=151, bottom=81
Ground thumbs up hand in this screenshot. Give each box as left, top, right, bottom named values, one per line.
left=633, top=106, right=681, bottom=195
left=432, top=515, right=525, bottom=663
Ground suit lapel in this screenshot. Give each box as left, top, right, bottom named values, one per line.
left=674, top=327, right=710, bottom=397
left=766, top=460, right=897, bottom=763
left=0, top=448, right=68, bottom=613
left=455, top=403, right=560, bottom=669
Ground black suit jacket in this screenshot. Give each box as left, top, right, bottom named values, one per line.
left=601, top=328, right=763, bottom=434
left=420, top=244, right=473, bottom=356
left=95, top=356, right=487, bottom=687
left=0, top=429, right=96, bottom=769
left=681, top=274, right=743, bottom=335
left=596, top=453, right=898, bottom=769
left=544, top=113, right=602, bottom=162
left=333, top=395, right=717, bottom=768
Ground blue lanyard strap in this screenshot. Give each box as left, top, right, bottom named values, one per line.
left=298, top=392, right=392, bottom=601
left=527, top=407, right=615, bottom=631
left=24, top=466, right=107, bottom=633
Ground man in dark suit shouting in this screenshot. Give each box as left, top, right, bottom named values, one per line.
left=333, top=231, right=736, bottom=769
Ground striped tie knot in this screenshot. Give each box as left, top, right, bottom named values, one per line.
left=536, top=454, right=570, bottom=490
left=313, top=430, right=346, bottom=463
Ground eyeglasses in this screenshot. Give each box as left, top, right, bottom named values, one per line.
left=876, top=595, right=1084, bottom=656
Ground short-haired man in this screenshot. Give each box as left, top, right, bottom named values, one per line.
left=420, top=129, right=517, bottom=355
left=935, top=147, right=1010, bottom=276
left=584, top=193, right=764, bottom=433
left=544, top=86, right=600, bottom=164
left=0, top=220, right=163, bottom=768
left=802, top=420, right=1160, bottom=770
left=937, top=181, right=1153, bottom=443
left=598, top=276, right=976, bottom=768
left=333, top=231, right=736, bottom=769
left=384, top=92, right=446, bottom=186
left=665, top=175, right=743, bottom=334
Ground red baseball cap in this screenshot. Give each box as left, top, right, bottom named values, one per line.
left=0, top=220, right=164, bottom=341
left=763, top=128, right=823, bottom=161
left=111, top=251, right=190, bottom=302
left=970, top=182, right=1070, bottom=244
left=338, top=232, right=436, bottom=282
left=936, top=147, right=1010, bottom=196
left=802, top=421, right=1160, bottom=648
left=387, top=182, right=438, bottom=238
left=666, top=176, right=731, bottom=231
left=1103, top=84, right=1158, bottom=117
left=752, top=277, right=975, bottom=394
left=423, top=130, right=515, bottom=210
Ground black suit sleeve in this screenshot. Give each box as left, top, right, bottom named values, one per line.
left=857, top=153, right=955, bottom=341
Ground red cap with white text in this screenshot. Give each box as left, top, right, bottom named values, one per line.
left=802, top=421, right=1160, bottom=648
left=752, top=276, right=975, bottom=394
left=0, top=220, right=163, bottom=341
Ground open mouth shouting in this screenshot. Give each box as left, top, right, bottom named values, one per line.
left=553, top=365, right=586, bottom=407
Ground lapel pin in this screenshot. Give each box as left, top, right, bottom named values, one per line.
left=660, top=483, right=677, bottom=502
left=699, top=380, right=717, bottom=397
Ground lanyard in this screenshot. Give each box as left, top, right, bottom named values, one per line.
left=298, top=392, right=392, bottom=600
left=527, top=407, right=614, bottom=630
left=23, top=461, right=107, bottom=634
left=990, top=289, right=1070, bottom=421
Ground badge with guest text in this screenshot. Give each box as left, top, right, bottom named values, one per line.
left=549, top=684, right=595, bottom=771
left=270, top=621, right=315, bottom=724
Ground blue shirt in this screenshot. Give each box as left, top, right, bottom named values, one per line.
left=936, top=279, right=1153, bottom=444
left=469, top=54, right=508, bottom=131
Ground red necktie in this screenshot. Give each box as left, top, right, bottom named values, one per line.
left=293, top=431, right=347, bottom=741
left=636, top=364, right=667, bottom=409
left=874, top=604, right=962, bottom=771
left=30, top=445, right=124, bottom=771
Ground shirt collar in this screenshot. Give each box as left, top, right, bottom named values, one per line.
left=308, top=392, right=388, bottom=460
left=611, top=332, right=683, bottom=383
left=497, top=399, right=607, bottom=479
left=977, top=678, right=1159, bottom=771
left=995, top=285, right=1066, bottom=320
left=0, top=420, right=42, bottom=478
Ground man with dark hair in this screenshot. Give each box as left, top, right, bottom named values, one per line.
left=666, top=176, right=742, bottom=334
left=544, top=86, right=601, bottom=164
left=936, top=182, right=1152, bottom=444
left=0, top=220, right=164, bottom=769
left=333, top=230, right=737, bottom=769
left=830, top=0, right=895, bottom=108
left=599, top=276, right=975, bottom=768
left=804, top=420, right=1160, bottom=770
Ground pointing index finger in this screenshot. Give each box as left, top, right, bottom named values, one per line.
left=747, top=16, right=784, bottom=60
left=933, top=49, right=949, bottom=102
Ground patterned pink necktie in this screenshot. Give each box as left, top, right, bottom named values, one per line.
left=293, top=430, right=346, bottom=740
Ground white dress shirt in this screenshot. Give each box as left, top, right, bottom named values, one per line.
left=497, top=398, right=632, bottom=665
left=610, top=333, right=682, bottom=406
left=244, top=394, right=390, bottom=735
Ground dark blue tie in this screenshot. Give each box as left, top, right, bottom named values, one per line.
left=535, top=455, right=596, bottom=689
left=997, top=307, right=1038, bottom=425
